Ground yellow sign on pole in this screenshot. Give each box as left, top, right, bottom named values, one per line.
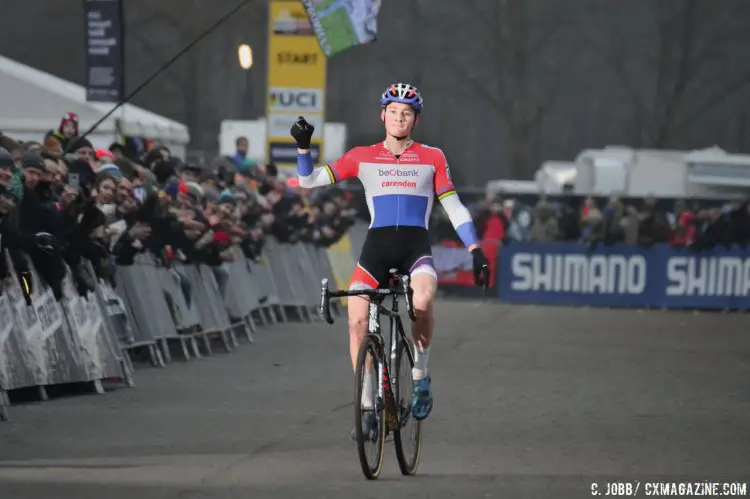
left=266, top=1, right=327, bottom=171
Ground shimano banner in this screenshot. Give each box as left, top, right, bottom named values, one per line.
left=498, top=242, right=750, bottom=310
left=83, top=0, right=125, bottom=103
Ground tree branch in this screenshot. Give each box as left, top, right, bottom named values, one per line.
left=439, top=0, right=509, bottom=53
left=528, top=3, right=573, bottom=55
left=529, top=46, right=580, bottom=128
left=435, top=51, right=508, bottom=118
left=651, top=0, right=698, bottom=145
left=575, top=19, right=647, bottom=127
left=671, top=70, right=750, bottom=136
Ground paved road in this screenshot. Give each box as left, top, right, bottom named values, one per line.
left=0, top=301, right=749, bottom=498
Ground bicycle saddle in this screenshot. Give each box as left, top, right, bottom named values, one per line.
left=389, top=268, right=407, bottom=278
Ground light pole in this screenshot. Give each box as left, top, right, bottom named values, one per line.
left=238, top=44, right=253, bottom=70
left=238, top=44, right=253, bottom=118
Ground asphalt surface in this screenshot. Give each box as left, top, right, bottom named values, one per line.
left=0, top=301, right=749, bottom=498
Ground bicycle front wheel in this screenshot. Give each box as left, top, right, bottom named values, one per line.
left=354, top=334, right=386, bottom=480
left=393, top=337, right=422, bottom=475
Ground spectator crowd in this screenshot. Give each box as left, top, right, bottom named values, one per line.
left=430, top=192, right=750, bottom=251
left=9, top=109, right=742, bottom=311
left=0, top=112, right=355, bottom=307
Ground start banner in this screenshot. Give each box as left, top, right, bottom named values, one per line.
left=498, top=242, right=750, bottom=310
left=266, top=1, right=326, bottom=168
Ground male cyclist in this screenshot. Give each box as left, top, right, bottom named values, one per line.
left=291, top=82, right=489, bottom=438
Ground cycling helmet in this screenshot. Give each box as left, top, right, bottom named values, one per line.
left=380, top=82, right=423, bottom=113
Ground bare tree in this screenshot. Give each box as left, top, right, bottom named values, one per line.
left=579, top=0, right=750, bottom=148
left=412, top=0, right=581, bottom=179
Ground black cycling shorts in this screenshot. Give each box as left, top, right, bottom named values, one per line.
left=350, top=226, right=437, bottom=290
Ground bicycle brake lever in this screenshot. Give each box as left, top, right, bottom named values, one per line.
left=320, top=279, right=334, bottom=324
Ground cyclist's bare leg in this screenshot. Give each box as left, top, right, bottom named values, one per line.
left=347, top=292, right=378, bottom=439
left=409, top=272, right=437, bottom=379
left=348, top=263, right=380, bottom=373
left=347, top=294, right=371, bottom=371
left=348, top=291, right=378, bottom=434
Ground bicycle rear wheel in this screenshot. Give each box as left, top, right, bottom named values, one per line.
left=393, top=337, right=422, bottom=475
left=354, top=334, right=386, bottom=480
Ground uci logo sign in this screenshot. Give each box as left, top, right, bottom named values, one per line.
left=269, top=87, right=324, bottom=113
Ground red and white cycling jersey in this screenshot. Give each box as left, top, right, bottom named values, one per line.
left=297, top=141, right=477, bottom=246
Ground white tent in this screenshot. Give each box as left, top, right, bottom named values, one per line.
left=0, top=54, right=189, bottom=155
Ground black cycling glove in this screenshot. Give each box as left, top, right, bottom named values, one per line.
left=471, top=247, right=490, bottom=287
left=290, top=116, right=314, bottom=149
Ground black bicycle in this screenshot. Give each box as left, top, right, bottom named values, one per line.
left=320, top=270, right=422, bottom=480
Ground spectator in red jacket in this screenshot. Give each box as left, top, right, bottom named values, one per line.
left=672, top=211, right=697, bottom=247
left=481, top=199, right=507, bottom=242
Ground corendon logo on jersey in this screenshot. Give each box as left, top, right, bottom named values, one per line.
left=381, top=180, right=417, bottom=188
left=378, top=168, right=419, bottom=177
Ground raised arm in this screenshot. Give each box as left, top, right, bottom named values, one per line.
left=297, top=147, right=359, bottom=189
left=291, top=116, right=359, bottom=189
left=433, top=150, right=480, bottom=252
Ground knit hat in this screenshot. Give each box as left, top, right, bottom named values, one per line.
left=218, top=188, right=235, bottom=205
left=237, top=159, right=257, bottom=176
left=59, top=112, right=79, bottom=134
left=0, top=148, right=14, bottom=170
left=109, top=142, right=126, bottom=155
left=68, top=136, right=93, bottom=153
left=203, top=187, right=219, bottom=203
left=95, top=163, right=123, bottom=179
left=186, top=181, right=204, bottom=202
left=21, top=151, right=45, bottom=171
left=96, top=148, right=115, bottom=162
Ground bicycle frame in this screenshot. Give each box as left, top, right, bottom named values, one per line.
left=370, top=289, right=415, bottom=427
left=319, top=275, right=416, bottom=427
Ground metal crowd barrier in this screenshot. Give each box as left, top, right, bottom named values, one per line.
left=0, top=239, right=343, bottom=422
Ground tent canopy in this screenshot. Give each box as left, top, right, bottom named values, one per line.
left=0, top=54, right=189, bottom=144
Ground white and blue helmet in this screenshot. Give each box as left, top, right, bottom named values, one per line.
left=380, top=82, right=423, bottom=113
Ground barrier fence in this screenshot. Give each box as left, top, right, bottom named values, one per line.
left=5, top=221, right=741, bottom=420
left=0, top=236, right=349, bottom=422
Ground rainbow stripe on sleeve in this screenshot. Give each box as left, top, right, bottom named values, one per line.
left=322, top=164, right=336, bottom=183
left=437, top=188, right=457, bottom=201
